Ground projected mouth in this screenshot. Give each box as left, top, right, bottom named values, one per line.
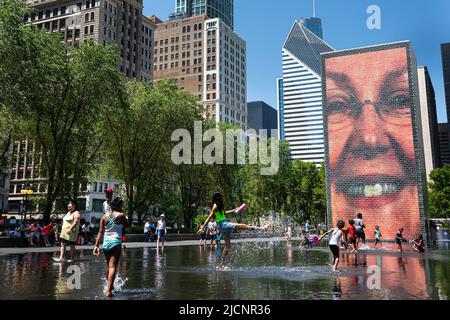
left=336, top=177, right=405, bottom=198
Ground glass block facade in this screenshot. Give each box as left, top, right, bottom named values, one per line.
left=322, top=42, right=428, bottom=239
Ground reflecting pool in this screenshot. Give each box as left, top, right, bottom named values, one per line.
left=0, top=240, right=449, bottom=300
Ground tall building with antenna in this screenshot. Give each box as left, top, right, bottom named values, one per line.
left=175, top=0, right=234, bottom=30
left=279, top=0, right=333, bottom=164
left=300, top=0, right=323, bottom=39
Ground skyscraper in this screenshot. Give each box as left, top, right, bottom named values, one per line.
left=247, top=101, right=278, bottom=139
left=9, top=0, right=156, bottom=217
left=417, top=66, right=441, bottom=177
left=439, top=43, right=450, bottom=166
left=300, top=17, right=322, bottom=39
left=175, top=0, right=233, bottom=30
left=439, top=123, right=450, bottom=165
left=280, top=20, right=334, bottom=164
left=153, top=16, right=247, bottom=128
left=23, top=0, right=155, bottom=80
left=442, top=43, right=450, bottom=127
left=277, top=77, right=285, bottom=140
left=300, top=1, right=323, bottom=39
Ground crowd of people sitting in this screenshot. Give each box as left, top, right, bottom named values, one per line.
left=5, top=218, right=94, bottom=247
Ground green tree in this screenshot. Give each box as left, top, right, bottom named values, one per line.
left=0, top=0, right=30, bottom=165
left=239, top=140, right=326, bottom=226
left=0, top=0, right=125, bottom=221
left=428, top=165, right=450, bottom=218
left=239, top=139, right=290, bottom=222
left=102, top=80, right=203, bottom=223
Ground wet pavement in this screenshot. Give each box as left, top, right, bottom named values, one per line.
left=0, top=238, right=449, bottom=300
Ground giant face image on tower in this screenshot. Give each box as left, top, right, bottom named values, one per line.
left=322, top=43, right=425, bottom=239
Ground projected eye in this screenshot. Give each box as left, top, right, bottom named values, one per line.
left=327, top=102, right=346, bottom=112
left=389, top=95, right=411, bottom=108
left=381, top=94, right=412, bottom=117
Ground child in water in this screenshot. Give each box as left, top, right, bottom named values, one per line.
left=374, top=225, right=382, bottom=248
left=197, top=192, right=270, bottom=270
left=395, top=228, right=407, bottom=253
left=347, top=220, right=357, bottom=254
left=411, top=234, right=425, bottom=253
left=216, top=228, right=221, bottom=246
left=318, top=220, right=345, bottom=272
left=93, top=197, right=129, bottom=298
left=340, top=225, right=348, bottom=250
left=199, top=225, right=207, bottom=246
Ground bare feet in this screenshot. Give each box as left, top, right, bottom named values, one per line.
left=106, top=291, right=114, bottom=298
left=216, top=265, right=230, bottom=271
left=261, top=224, right=270, bottom=232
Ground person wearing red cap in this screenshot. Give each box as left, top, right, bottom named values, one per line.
left=104, top=188, right=114, bottom=215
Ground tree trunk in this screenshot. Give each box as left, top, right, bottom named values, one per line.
left=43, top=196, right=53, bottom=224
left=43, top=173, right=57, bottom=223
left=127, top=201, right=134, bottom=225
left=137, top=209, right=142, bottom=226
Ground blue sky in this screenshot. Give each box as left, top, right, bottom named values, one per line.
left=143, top=0, right=450, bottom=123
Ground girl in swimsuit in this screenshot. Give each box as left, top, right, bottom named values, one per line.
left=197, top=192, right=270, bottom=269
left=93, top=197, right=129, bottom=298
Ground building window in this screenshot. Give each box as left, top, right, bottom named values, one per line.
left=92, top=199, right=103, bottom=212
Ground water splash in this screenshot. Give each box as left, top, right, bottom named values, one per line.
left=101, top=274, right=128, bottom=295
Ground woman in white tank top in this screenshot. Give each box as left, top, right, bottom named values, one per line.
left=318, top=220, right=345, bottom=272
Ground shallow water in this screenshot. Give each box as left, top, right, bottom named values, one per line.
left=0, top=240, right=449, bottom=300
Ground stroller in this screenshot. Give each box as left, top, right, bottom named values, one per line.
left=300, top=229, right=319, bottom=248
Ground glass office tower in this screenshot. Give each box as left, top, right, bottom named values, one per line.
left=175, top=0, right=233, bottom=29
left=300, top=17, right=323, bottom=39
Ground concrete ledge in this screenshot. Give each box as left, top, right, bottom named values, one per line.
left=0, top=237, right=29, bottom=248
